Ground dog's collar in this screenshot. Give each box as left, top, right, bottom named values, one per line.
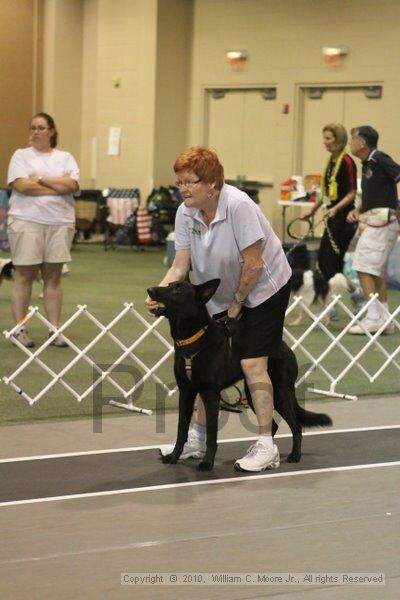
left=175, top=325, right=209, bottom=347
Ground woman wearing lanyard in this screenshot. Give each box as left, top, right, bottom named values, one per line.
left=303, top=123, right=357, bottom=281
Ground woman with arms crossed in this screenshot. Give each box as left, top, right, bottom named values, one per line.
left=7, top=113, right=79, bottom=347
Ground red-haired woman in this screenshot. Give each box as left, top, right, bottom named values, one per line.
left=145, top=146, right=292, bottom=472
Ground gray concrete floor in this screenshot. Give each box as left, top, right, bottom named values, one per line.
left=0, top=397, right=399, bottom=599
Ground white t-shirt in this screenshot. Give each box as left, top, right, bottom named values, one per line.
left=7, top=147, right=80, bottom=225
left=174, top=184, right=292, bottom=315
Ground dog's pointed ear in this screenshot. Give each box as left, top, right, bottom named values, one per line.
left=195, top=279, right=221, bottom=304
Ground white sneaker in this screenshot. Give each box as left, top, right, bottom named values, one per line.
left=13, top=329, right=35, bottom=348
left=234, top=441, right=280, bottom=472
left=383, top=321, right=396, bottom=335
left=349, top=317, right=385, bottom=335
left=159, top=429, right=206, bottom=459
left=48, top=332, right=68, bottom=347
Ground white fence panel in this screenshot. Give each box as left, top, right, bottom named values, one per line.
left=2, top=294, right=399, bottom=409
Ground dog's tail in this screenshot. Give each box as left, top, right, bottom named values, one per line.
left=295, top=404, right=333, bottom=428
left=313, top=269, right=330, bottom=303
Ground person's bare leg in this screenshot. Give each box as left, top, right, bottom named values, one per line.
left=358, top=271, right=384, bottom=320
left=195, top=397, right=206, bottom=425
left=241, top=357, right=273, bottom=435
left=41, top=262, right=64, bottom=326
left=376, top=276, right=387, bottom=303
left=11, top=265, right=41, bottom=324
left=234, top=356, right=280, bottom=471
left=358, top=271, right=377, bottom=299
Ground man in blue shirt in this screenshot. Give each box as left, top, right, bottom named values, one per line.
left=347, top=126, right=400, bottom=334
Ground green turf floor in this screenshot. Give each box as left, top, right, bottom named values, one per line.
left=1, top=243, right=399, bottom=425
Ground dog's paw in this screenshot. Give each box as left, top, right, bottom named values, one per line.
left=197, top=460, right=214, bottom=471
left=287, top=452, right=301, bottom=463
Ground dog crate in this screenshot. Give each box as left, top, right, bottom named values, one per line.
left=0, top=188, right=10, bottom=252
left=102, top=188, right=141, bottom=250
left=74, top=189, right=104, bottom=241
left=146, top=186, right=182, bottom=245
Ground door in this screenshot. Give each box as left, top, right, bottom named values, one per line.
left=299, top=86, right=383, bottom=176
left=205, top=88, right=277, bottom=222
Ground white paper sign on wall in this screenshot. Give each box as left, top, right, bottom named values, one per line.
left=108, top=127, right=121, bottom=156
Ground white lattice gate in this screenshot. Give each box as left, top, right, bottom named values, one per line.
left=2, top=294, right=400, bottom=410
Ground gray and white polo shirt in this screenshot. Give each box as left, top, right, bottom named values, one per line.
left=174, top=183, right=291, bottom=315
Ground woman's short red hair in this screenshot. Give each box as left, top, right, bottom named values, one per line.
left=173, top=146, right=224, bottom=190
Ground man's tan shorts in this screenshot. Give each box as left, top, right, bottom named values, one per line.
left=7, top=217, right=75, bottom=266
left=352, top=220, right=400, bottom=277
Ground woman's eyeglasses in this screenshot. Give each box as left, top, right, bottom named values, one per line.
left=175, top=179, right=201, bottom=189
left=29, top=126, right=50, bottom=132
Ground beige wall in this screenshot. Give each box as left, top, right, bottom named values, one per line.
left=78, top=0, right=193, bottom=195
left=43, top=0, right=83, bottom=162
left=80, top=0, right=98, bottom=187
left=153, top=0, right=193, bottom=186
left=30, top=0, right=400, bottom=231
left=93, top=0, right=158, bottom=194
left=0, top=0, right=43, bottom=185
left=189, top=0, right=400, bottom=229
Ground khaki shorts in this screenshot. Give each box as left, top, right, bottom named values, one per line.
left=352, top=221, right=400, bottom=277
left=7, top=217, right=75, bottom=266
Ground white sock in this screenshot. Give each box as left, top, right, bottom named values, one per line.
left=193, top=422, right=206, bottom=440
left=367, top=301, right=381, bottom=321
left=258, top=435, right=274, bottom=450
left=380, top=302, right=390, bottom=319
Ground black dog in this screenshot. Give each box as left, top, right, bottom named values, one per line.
left=0, top=259, right=15, bottom=283
left=147, top=279, right=332, bottom=471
